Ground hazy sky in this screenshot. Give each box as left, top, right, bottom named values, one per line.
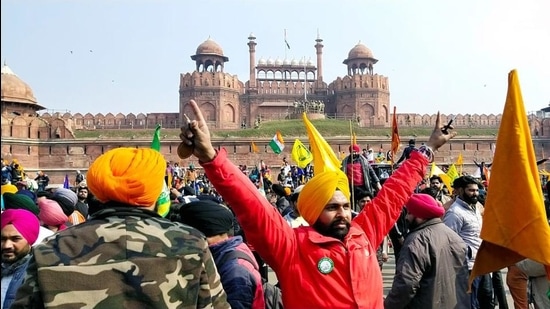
left=1, top=0, right=549, bottom=115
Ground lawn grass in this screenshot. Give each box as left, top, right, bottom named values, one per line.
left=73, top=119, right=498, bottom=139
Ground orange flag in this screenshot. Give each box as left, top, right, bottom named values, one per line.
left=302, top=112, right=341, bottom=175
left=390, top=106, right=400, bottom=163
left=469, top=70, right=550, bottom=285
left=251, top=141, right=259, bottom=154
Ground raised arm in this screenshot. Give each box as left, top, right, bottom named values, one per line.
left=179, top=100, right=297, bottom=271
left=354, top=112, right=456, bottom=246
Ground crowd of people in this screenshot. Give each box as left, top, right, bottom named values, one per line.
left=2, top=100, right=550, bottom=308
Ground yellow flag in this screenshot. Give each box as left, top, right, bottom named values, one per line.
left=352, top=132, right=357, bottom=146
left=470, top=70, right=550, bottom=284
left=456, top=153, right=463, bottom=166
left=302, top=113, right=341, bottom=175
left=446, top=164, right=459, bottom=181
left=251, top=141, right=259, bottom=154
left=430, top=162, right=453, bottom=194
left=291, top=139, right=313, bottom=169
left=339, top=151, right=347, bottom=160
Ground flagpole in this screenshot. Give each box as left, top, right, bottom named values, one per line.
left=304, top=56, right=307, bottom=102
left=349, top=120, right=355, bottom=210
left=284, top=29, right=287, bottom=60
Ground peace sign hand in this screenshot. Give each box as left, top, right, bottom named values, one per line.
left=178, top=100, right=217, bottom=162
left=426, top=112, right=457, bottom=151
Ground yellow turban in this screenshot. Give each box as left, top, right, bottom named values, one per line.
left=1, top=184, right=18, bottom=195
left=87, top=148, right=165, bottom=207
left=297, top=170, right=350, bottom=225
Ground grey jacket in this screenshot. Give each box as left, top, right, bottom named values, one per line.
left=442, top=197, right=483, bottom=270
left=384, top=218, right=470, bottom=309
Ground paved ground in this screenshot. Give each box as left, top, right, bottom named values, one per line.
left=267, top=250, right=515, bottom=307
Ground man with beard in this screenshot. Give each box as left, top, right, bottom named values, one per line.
left=1, top=209, right=40, bottom=309
left=443, top=176, right=493, bottom=309
left=385, top=194, right=470, bottom=309
left=429, top=175, right=452, bottom=205
left=178, top=99, right=457, bottom=308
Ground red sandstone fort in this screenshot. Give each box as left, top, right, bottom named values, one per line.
left=2, top=35, right=549, bottom=183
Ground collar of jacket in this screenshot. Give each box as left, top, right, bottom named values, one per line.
left=90, top=205, right=161, bottom=220
left=408, top=218, right=442, bottom=233
left=455, top=197, right=479, bottom=212
left=1, top=254, right=31, bottom=277
left=305, top=224, right=365, bottom=245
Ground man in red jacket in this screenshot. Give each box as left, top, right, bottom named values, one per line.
left=179, top=99, right=456, bottom=309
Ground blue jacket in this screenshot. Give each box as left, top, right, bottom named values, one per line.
left=210, top=236, right=264, bottom=309
left=2, top=255, right=31, bottom=309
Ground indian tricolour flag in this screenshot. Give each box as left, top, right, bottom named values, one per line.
left=269, top=131, right=285, bottom=154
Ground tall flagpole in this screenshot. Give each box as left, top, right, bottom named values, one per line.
left=304, top=56, right=307, bottom=102
left=284, top=29, right=288, bottom=60
left=349, top=120, right=355, bottom=210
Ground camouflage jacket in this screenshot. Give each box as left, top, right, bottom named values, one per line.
left=11, top=206, right=230, bottom=309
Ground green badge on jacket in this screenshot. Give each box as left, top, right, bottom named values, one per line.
left=317, top=257, right=334, bottom=274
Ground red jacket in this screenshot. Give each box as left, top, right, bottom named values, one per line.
left=202, top=150, right=427, bottom=309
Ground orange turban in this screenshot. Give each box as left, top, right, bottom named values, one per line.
left=87, top=148, right=165, bottom=207
left=297, top=170, right=350, bottom=225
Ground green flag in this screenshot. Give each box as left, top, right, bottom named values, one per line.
left=151, top=124, right=161, bottom=151
left=150, top=124, right=170, bottom=217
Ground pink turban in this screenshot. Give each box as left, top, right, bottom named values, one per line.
left=405, top=193, right=445, bottom=219
left=87, top=147, right=165, bottom=206
left=297, top=170, right=350, bottom=225
left=38, top=198, right=69, bottom=230
left=1, top=209, right=40, bottom=245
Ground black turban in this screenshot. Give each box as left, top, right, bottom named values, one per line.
left=271, top=184, right=286, bottom=197
left=178, top=200, right=234, bottom=237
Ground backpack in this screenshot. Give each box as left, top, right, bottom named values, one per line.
left=219, top=250, right=284, bottom=309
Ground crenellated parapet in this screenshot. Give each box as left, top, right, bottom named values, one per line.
left=329, top=74, right=390, bottom=92
left=179, top=71, right=244, bottom=91
left=395, top=113, right=502, bottom=128
left=1, top=113, right=74, bottom=140
left=34, top=110, right=511, bottom=131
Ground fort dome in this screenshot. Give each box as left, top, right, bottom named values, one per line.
left=1, top=64, right=38, bottom=105
left=195, top=38, right=224, bottom=56
left=347, top=41, right=374, bottom=59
